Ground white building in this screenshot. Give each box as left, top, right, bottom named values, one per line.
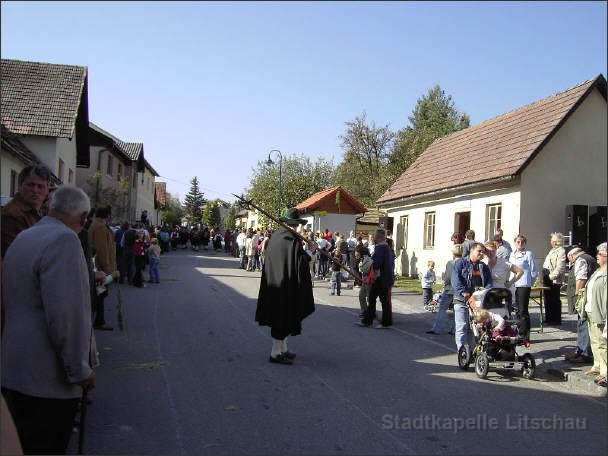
left=377, top=75, right=607, bottom=279
left=1, top=58, right=90, bottom=204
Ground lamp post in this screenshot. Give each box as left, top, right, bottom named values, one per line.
left=266, top=149, right=283, bottom=216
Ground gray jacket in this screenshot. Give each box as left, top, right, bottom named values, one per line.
left=1, top=216, right=92, bottom=399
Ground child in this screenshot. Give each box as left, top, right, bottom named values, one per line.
left=356, top=247, right=373, bottom=318
left=421, top=260, right=436, bottom=308
left=148, top=238, right=161, bottom=284
left=475, top=309, right=506, bottom=334
left=330, top=250, right=342, bottom=296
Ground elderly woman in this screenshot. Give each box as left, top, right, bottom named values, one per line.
left=483, top=241, right=524, bottom=310
left=580, top=242, right=607, bottom=387
left=509, top=234, right=538, bottom=339
left=542, top=232, right=567, bottom=325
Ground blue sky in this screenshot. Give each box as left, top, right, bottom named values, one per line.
left=2, top=1, right=606, bottom=203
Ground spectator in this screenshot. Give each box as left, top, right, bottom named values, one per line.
left=427, top=244, right=462, bottom=335
left=452, top=242, right=493, bottom=352
left=493, top=234, right=511, bottom=260
left=1, top=164, right=51, bottom=258
left=89, top=206, right=119, bottom=331
left=542, top=232, right=567, bottom=325
left=1, top=184, right=95, bottom=454
left=356, top=247, right=373, bottom=318
left=483, top=241, right=523, bottom=306
left=564, top=247, right=598, bottom=364
left=120, top=223, right=136, bottom=284
left=461, top=230, right=477, bottom=258
left=133, top=230, right=147, bottom=287
left=148, top=238, right=161, bottom=284
left=451, top=232, right=464, bottom=245
left=494, top=228, right=512, bottom=255
left=579, top=243, right=607, bottom=387
left=421, top=260, right=436, bottom=309
left=236, top=229, right=247, bottom=268
left=357, top=228, right=394, bottom=329
left=509, top=234, right=538, bottom=339
left=330, top=250, right=342, bottom=296
left=255, top=208, right=315, bottom=365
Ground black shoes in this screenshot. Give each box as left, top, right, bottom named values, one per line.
left=93, top=324, right=114, bottom=331
left=269, top=354, right=293, bottom=365
left=426, top=330, right=439, bottom=335
left=355, top=321, right=371, bottom=327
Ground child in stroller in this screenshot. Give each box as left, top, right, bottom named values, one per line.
left=458, top=287, right=535, bottom=379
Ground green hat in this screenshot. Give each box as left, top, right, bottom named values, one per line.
left=280, top=207, right=307, bottom=225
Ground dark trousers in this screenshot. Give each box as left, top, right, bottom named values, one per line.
left=93, top=290, right=108, bottom=326
left=543, top=284, right=562, bottom=324
left=271, top=328, right=289, bottom=340
left=133, top=256, right=145, bottom=287
left=422, top=288, right=433, bottom=307
left=515, top=287, right=531, bottom=339
left=120, top=252, right=135, bottom=284
left=576, top=316, right=594, bottom=358
left=2, top=388, right=79, bottom=455
left=363, top=281, right=392, bottom=326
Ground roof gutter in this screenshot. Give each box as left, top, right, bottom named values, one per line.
left=377, top=175, right=519, bottom=210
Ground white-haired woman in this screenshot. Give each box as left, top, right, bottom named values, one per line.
left=542, top=232, right=567, bottom=325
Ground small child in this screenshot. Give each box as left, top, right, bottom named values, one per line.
left=148, top=238, right=161, bottom=284
left=421, top=260, right=436, bottom=308
left=356, top=247, right=373, bottom=318
left=330, top=250, right=342, bottom=296
left=475, top=309, right=506, bottom=334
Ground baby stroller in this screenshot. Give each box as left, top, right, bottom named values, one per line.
left=457, top=288, right=535, bottom=379
left=424, top=292, right=442, bottom=313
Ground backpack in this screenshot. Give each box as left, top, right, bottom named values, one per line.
left=364, top=263, right=380, bottom=286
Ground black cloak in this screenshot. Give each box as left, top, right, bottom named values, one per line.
left=255, top=227, right=315, bottom=335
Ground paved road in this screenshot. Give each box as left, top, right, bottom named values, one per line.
left=77, top=249, right=607, bottom=455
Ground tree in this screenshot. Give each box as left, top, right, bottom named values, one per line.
left=183, top=176, right=206, bottom=224
left=247, top=153, right=334, bottom=224
left=85, top=172, right=130, bottom=222
left=332, top=112, right=395, bottom=207
left=161, top=192, right=184, bottom=227
left=388, top=85, right=470, bottom=183
left=202, top=199, right=224, bottom=228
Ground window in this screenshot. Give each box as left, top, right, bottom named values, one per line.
left=118, top=163, right=122, bottom=179
left=10, top=170, right=17, bottom=196
left=396, top=215, right=408, bottom=250
left=68, top=169, right=74, bottom=184
left=58, top=158, right=65, bottom=182
left=424, top=212, right=436, bottom=249
left=486, top=204, right=502, bottom=241
left=107, top=155, right=113, bottom=176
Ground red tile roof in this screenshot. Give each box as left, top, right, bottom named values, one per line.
left=377, top=75, right=607, bottom=205
left=296, top=186, right=367, bottom=215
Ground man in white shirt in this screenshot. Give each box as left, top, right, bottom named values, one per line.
left=236, top=229, right=247, bottom=269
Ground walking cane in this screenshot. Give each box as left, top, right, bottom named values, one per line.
left=233, top=194, right=363, bottom=282
left=116, top=281, right=124, bottom=332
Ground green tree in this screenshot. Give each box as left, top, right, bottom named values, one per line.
left=202, top=199, right=224, bottom=228
left=183, top=176, right=206, bottom=224
left=224, top=205, right=237, bottom=230
left=161, top=192, right=184, bottom=227
left=247, top=153, right=334, bottom=224
left=85, top=172, right=130, bottom=222
left=388, top=85, right=470, bottom=182
left=332, top=112, right=395, bottom=207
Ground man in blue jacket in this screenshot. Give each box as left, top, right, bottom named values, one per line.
left=452, top=242, right=493, bottom=351
left=357, top=228, right=395, bottom=329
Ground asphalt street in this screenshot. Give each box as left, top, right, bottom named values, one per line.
left=76, top=249, right=608, bottom=456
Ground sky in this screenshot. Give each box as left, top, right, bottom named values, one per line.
left=2, top=1, right=606, bottom=203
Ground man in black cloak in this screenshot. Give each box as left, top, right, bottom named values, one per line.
left=255, top=207, right=315, bottom=365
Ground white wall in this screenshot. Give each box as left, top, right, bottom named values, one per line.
left=135, top=167, right=156, bottom=224
left=302, top=213, right=357, bottom=236
left=0, top=152, right=26, bottom=205
left=520, top=89, right=607, bottom=256
left=387, top=187, right=521, bottom=280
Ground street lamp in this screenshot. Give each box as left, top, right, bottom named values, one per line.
left=266, top=149, right=283, bottom=216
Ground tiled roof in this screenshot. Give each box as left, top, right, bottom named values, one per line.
left=115, top=139, right=143, bottom=161
left=377, top=75, right=607, bottom=205
left=1, top=125, right=62, bottom=185
left=296, top=185, right=367, bottom=215
left=1, top=58, right=87, bottom=139
left=89, top=122, right=146, bottom=171
left=154, top=182, right=166, bottom=208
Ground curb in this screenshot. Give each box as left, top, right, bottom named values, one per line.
left=537, top=359, right=607, bottom=397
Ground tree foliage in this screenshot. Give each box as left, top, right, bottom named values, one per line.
left=246, top=153, right=334, bottom=224
left=202, top=199, right=223, bottom=228
left=332, top=112, right=395, bottom=207
left=387, top=85, right=470, bottom=183
left=85, top=172, right=130, bottom=222
left=161, top=192, right=184, bottom=227
left=183, top=176, right=206, bottom=224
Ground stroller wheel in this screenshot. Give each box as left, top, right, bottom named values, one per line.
left=458, top=345, right=471, bottom=370
left=520, top=353, right=536, bottom=379
left=475, top=352, right=489, bottom=379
